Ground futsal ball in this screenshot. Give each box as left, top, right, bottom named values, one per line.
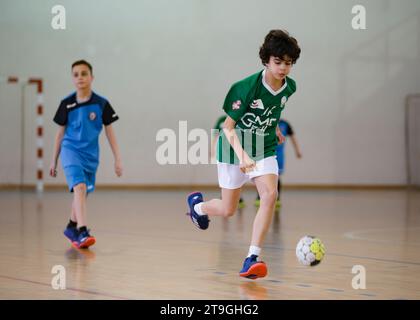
left=295, top=235, right=325, bottom=266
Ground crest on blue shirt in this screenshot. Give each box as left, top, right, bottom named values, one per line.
left=89, top=112, right=97, bottom=121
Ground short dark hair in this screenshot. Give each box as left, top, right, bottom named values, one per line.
left=259, top=30, right=301, bottom=65
left=71, top=60, right=93, bottom=73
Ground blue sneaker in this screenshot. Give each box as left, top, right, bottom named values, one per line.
left=187, top=191, right=209, bottom=230
left=239, top=255, right=267, bottom=279
left=72, top=229, right=96, bottom=249
left=64, top=226, right=79, bottom=243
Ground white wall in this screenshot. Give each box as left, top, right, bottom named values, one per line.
left=0, top=0, right=419, bottom=186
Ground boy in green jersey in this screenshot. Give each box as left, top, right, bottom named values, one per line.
left=187, top=30, right=301, bottom=279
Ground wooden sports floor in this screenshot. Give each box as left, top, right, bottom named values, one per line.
left=1, top=188, right=419, bottom=300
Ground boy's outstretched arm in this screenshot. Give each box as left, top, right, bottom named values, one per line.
left=104, top=124, right=123, bottom=177
left=290, top=134, right=302, bottom=158
left=223, top=116, right=256, bottom=173
left=49, top=126, right=65, bottom=177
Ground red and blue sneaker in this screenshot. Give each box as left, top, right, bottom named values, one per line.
left=187, top=191, right=209, bottom=230
left=239, top=255, right=267, bottom=279
left=72, top=229, right=96, bottom=249
left=63, top=226, right=79, bottom=244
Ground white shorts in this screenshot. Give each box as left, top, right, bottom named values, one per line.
left=217, top=156, right=279, bottom=189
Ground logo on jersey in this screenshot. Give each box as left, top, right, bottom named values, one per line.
left=250, top=99, right=264, bottom=110
left=281, top=96, right=288, bottom=106
left=240, top=105, right=279, bottom=136
left=66, top=103, right=77, bottom=109
left=89, top=112, right=97, bottom=121
left=232, top=100, right=241, bottom=110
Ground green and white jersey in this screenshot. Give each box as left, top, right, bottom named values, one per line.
left=217, top=69, right=296, bottom=164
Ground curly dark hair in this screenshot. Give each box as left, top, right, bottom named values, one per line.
left=259, top=30, right=301, bottom=65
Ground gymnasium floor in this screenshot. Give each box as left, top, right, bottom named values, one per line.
left=0, top=188, right=419, bottom=300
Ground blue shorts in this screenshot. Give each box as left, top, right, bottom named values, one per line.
left=63, top=166, right=96, bottom=194
left=276, top=155, right=285, bottom=175
left=275, top=146, right=285, bottom=175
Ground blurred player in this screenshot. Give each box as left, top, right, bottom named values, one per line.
left=50, top=60, right=122, bottom=249
left=255, top=119, right=302, bottom=208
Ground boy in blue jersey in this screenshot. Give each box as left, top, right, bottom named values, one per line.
left=255, top=119, right=302, bottom=208
left=49, top=60, right=122, bottom=249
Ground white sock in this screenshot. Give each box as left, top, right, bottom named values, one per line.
left=194, top=202, right=206, bottom=216
left=247, top=245, right=261, bottom=258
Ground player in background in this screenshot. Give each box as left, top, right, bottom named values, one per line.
left=50, top=60, right=122, bottom=249
left=255, top=119, right=302, bottom=208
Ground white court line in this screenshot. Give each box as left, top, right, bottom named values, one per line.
left=343, top=227, right=420, bottom=246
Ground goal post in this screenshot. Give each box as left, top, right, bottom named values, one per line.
left=0, top=76, right=44, bottom=193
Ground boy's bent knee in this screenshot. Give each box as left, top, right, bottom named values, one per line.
left=222, top=207, right=236, bottom=218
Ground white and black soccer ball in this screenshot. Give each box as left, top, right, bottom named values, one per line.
left=296, top=235, right=325, bottom=266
